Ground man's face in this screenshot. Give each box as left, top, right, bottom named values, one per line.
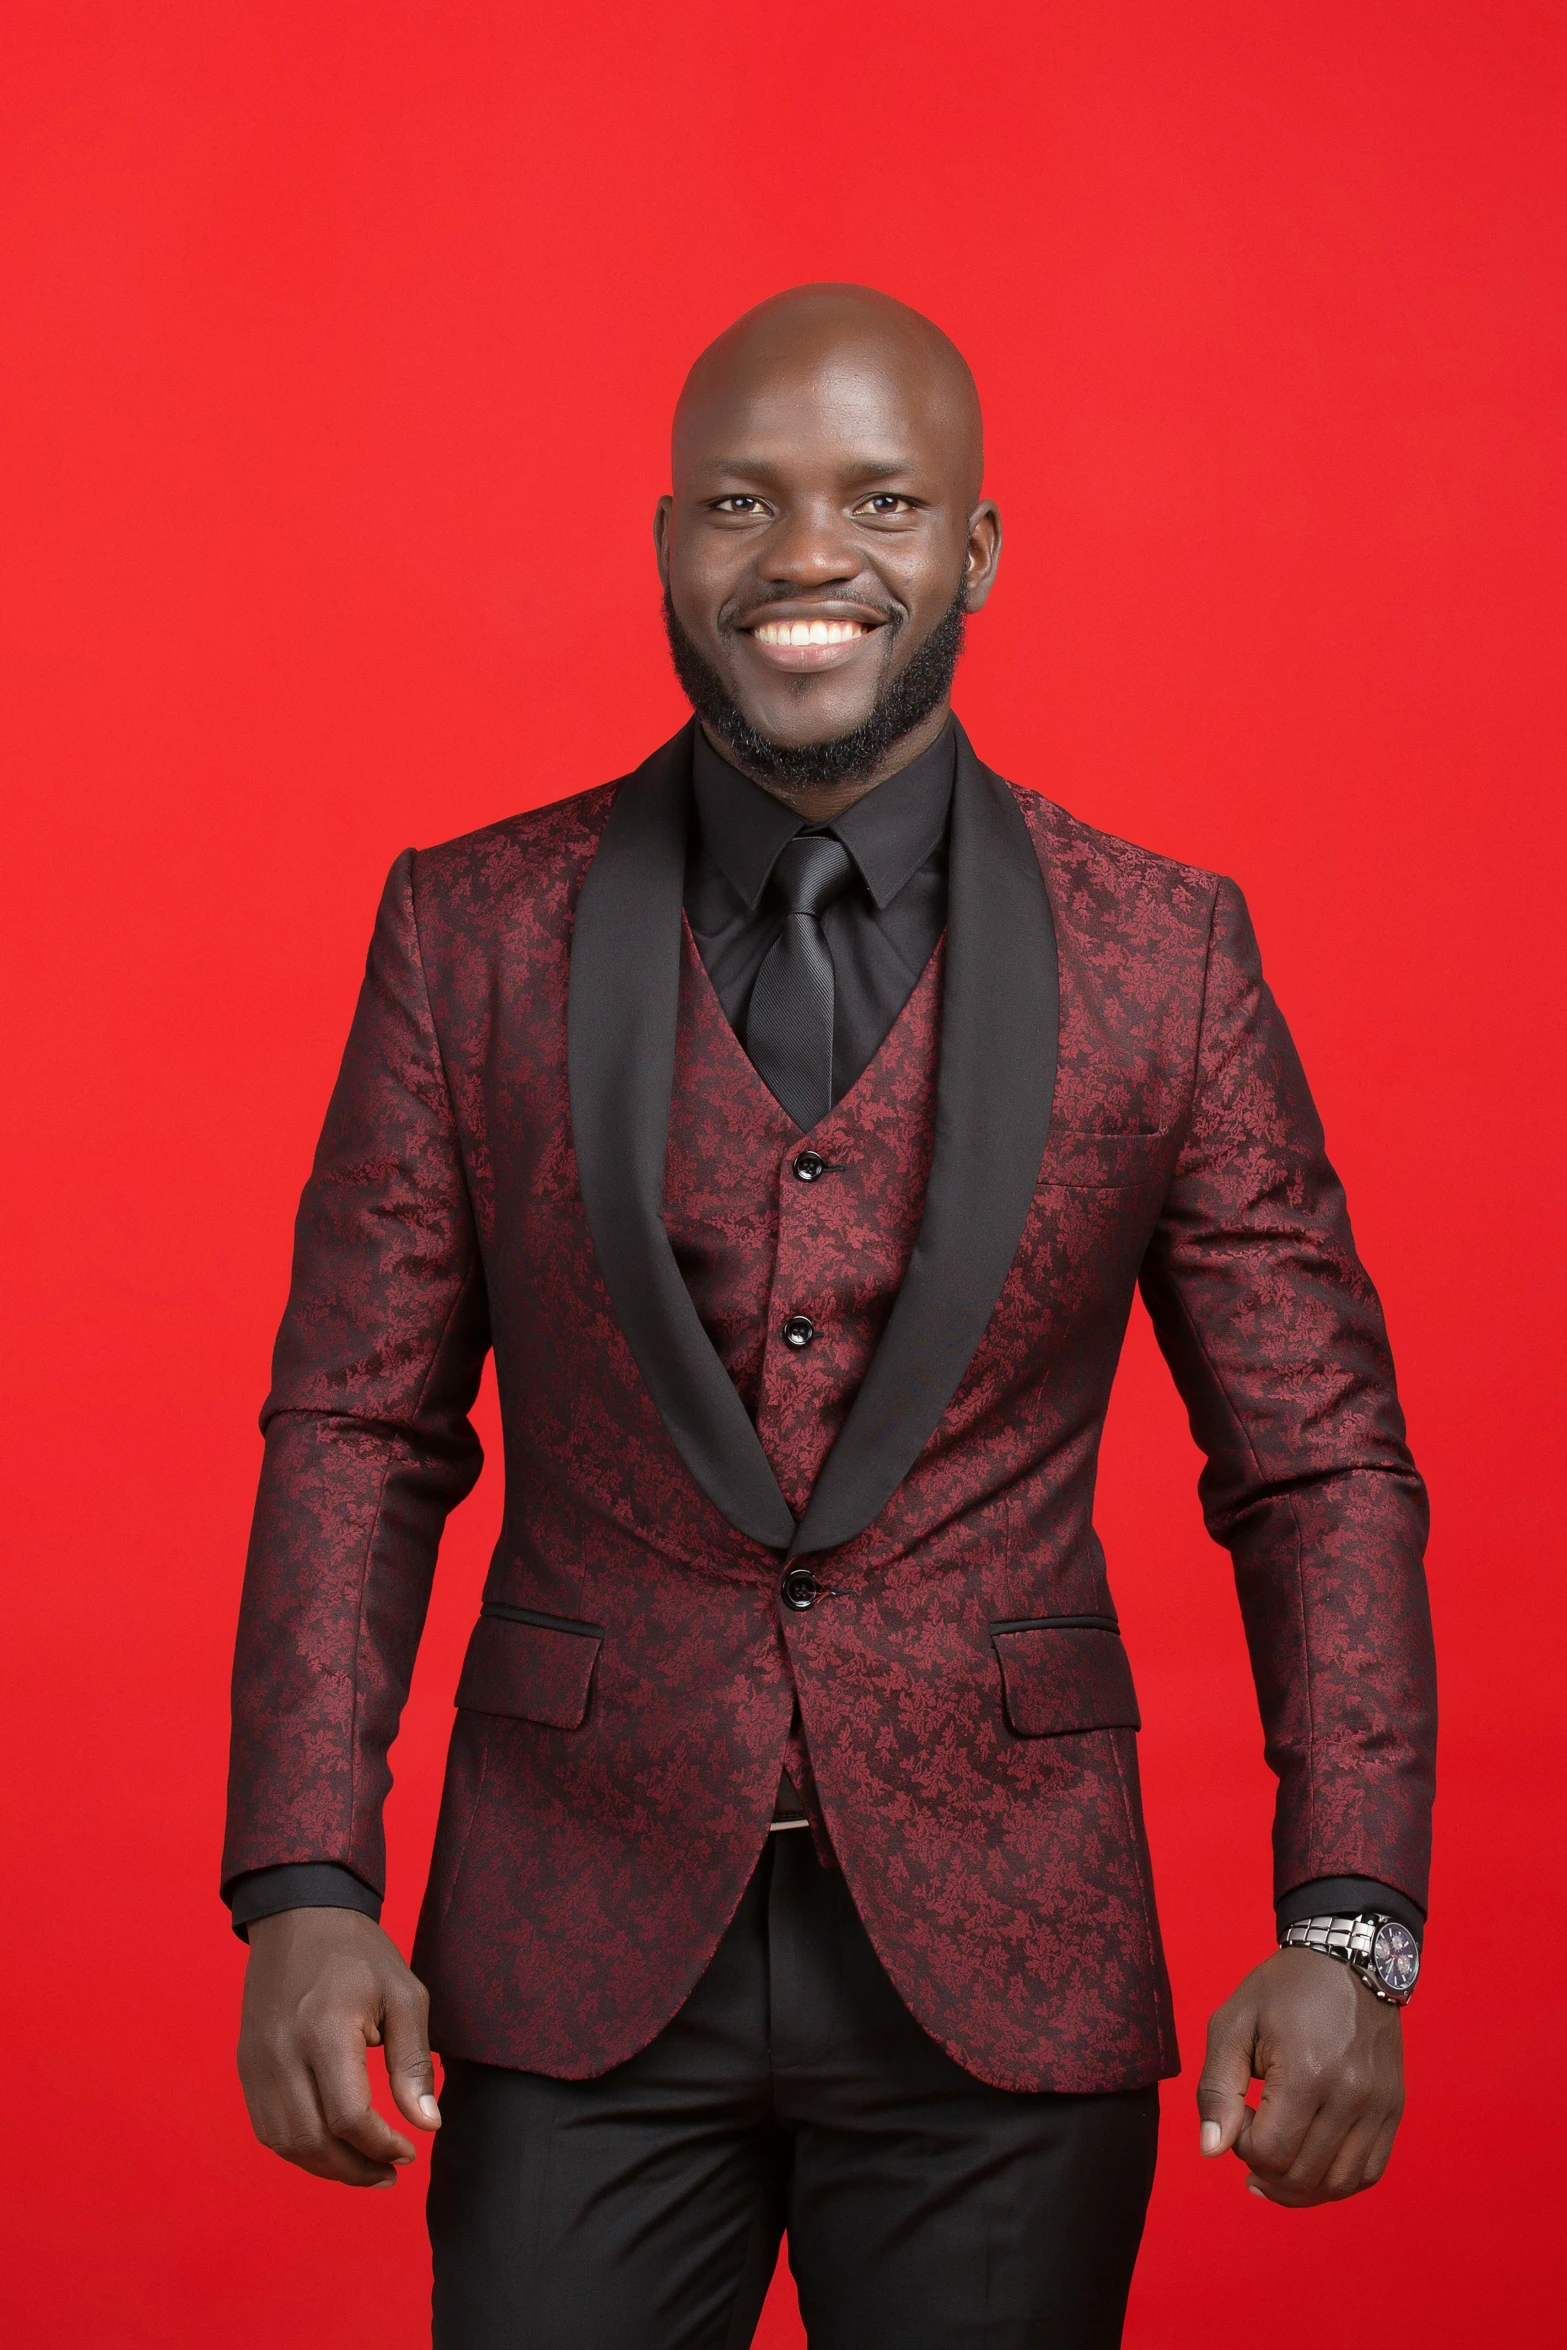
left=656, top=342, right=999, bottom=767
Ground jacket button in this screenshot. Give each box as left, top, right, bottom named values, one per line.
left=780, top=1566, right=821, bottom=1611
left=792, top=1151, right=827, bottom=1182
left=782, top=1313, right=816, bottom=1349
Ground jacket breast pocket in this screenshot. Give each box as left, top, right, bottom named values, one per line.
left=1035, top=1128, right=1171, bottom=1190
left=455, top=1603, right=604, bottom=1730
left=990, top=1616, right=1141, bottom=1737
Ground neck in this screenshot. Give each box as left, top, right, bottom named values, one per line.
left=700, top=702, right=951, bottom=824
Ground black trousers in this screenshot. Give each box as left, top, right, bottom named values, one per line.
left=429, top=1833, right=1158, bottom=2349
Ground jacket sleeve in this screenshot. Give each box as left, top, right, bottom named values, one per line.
left=1138, top=878, right=1436, bottom=1914
left=222, top=849, right=490, bottom=1904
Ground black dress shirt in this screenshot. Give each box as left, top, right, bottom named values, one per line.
left=686, top=719, right=954, bottom=1109
left=229, top=719, right=1423, bottom=1948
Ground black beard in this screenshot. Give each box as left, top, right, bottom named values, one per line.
left=662, top=583, right=967, bottom=789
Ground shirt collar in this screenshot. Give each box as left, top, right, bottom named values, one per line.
left=690, top=717, right=956, bottom=914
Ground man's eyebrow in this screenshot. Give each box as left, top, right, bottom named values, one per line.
left=692, top=456, right=926, bottom=486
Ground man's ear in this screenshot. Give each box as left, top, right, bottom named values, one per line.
left=653, top=494, right=673, bottom=586
left=961, top=501, right=1003, bottom=611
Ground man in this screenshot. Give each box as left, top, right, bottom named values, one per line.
left=225, top=285, right=1436, bottom=2347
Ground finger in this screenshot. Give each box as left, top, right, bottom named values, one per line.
left=1237, top=2064, right=1328, bottom=2185
left=1246, top=2172, right=1302, bottom=2206
left=1253, top=2102, right=1379, bottom=2203
left=1265, top=2090, right=1370, bottom=2195
left=1196, top=2005, right=1255, bottom=2157
left=1317, top=2112, right=1390, bottom=2201
left=380, top=1977, right=441, bottom=2133
left=258, top=2048, right=400, bottom=2187
left=292, top=2128, right=401, bottom=2188
left=1243, top=2108, right=1386, bottom=2208
left=1361, top=2107, right=1402, bottom=2189
left=1241, top=2143, right=1333, bottom=2208
left=307, top=2031, right=417, bottom=2169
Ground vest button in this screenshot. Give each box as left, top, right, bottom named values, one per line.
left=779, top=1566, right=821, bottom=1612
left=792, top=1151, right=827, bottom=1183
left=782, top=1313, right=816, bottom=1349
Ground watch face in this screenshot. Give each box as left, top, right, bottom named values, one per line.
left=1372, top=1919, right=1420, bottom=1994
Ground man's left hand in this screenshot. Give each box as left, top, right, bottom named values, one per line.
left=1197, top=1947, right=1405, bottom=2205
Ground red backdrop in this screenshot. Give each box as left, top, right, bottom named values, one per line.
left=3, top=5, right=1561, bottom=2342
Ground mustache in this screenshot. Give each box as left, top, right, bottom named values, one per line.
left=717, top=586, right=904, bottom=632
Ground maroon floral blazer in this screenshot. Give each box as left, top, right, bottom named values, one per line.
left=224, top=722, right=1435, bottom=2093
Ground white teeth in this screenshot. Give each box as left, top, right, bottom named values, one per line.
left=753, top=619, right=866, bottom=647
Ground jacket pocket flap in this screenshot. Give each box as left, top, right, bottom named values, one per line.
left=456, top=1611, right=602, bottom=1729
left=1035, top=1128, right=1170, bottom=1189
left=991, top=1620, right=1141, bottom=1737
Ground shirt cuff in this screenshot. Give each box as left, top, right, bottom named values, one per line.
left=226, top=1863, right=383, bottom=1942
left=1276, top=1877, right=1426, bottom=1947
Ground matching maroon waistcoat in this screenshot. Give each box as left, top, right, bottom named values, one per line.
left=664, top=920, right=941, bottom=1524
left=664, top=920, right=943, bottom=1838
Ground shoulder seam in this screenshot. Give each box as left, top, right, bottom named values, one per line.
left=1003, top=778, right=1227, bottom=893
left=414, top=776, right=623, bottom=864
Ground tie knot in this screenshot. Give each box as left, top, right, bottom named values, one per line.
left=771, top=830, right=854, bottom=921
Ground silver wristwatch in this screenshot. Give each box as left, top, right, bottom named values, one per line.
left=1278, top=1911, right=1420, bottom=2005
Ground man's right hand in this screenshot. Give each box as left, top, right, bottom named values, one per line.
left=238, top=1906, right=441, bottom=2187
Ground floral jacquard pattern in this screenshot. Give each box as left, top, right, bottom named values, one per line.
left=224, top=769, right=1434, bottom=2093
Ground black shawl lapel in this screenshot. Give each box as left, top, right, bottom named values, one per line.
left=791, top=723, right=1059, bottom=1556
left=568, top=722, right=797, bottom=1550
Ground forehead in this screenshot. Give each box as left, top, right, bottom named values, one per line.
left=674, top=347, right=969, bottom=486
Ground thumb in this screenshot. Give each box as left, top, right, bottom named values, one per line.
left=1197, top=1996, right=1257, bottom=2159
left=382, top=1979, right=441, bottom=2134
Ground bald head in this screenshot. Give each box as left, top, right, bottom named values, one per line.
left=655, top=282, right=1001, bottom=807
left=674, top=284, right=984, bottom=508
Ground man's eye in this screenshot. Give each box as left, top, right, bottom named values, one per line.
left=857, top=494, right=913, bottom=516
left=713, top=496, right=767, bottom=514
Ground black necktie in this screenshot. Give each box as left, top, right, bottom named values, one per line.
left=746, top=829, right=855, bottom=1130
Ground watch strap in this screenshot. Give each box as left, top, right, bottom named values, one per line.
left=1279, top=1910, right=1413, bottom=2004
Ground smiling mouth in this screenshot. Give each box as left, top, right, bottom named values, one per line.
left=751, top=618, right=872, bottom=648
left=742, top=613, right=888, bottom=670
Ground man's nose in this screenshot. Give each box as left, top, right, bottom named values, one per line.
left=756, top=499, right=860, bottom=586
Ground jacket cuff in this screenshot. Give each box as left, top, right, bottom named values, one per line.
left=226, top=1863, right=383, bottom=1943
left=1276, top=1876, right=1425, bottom=1947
